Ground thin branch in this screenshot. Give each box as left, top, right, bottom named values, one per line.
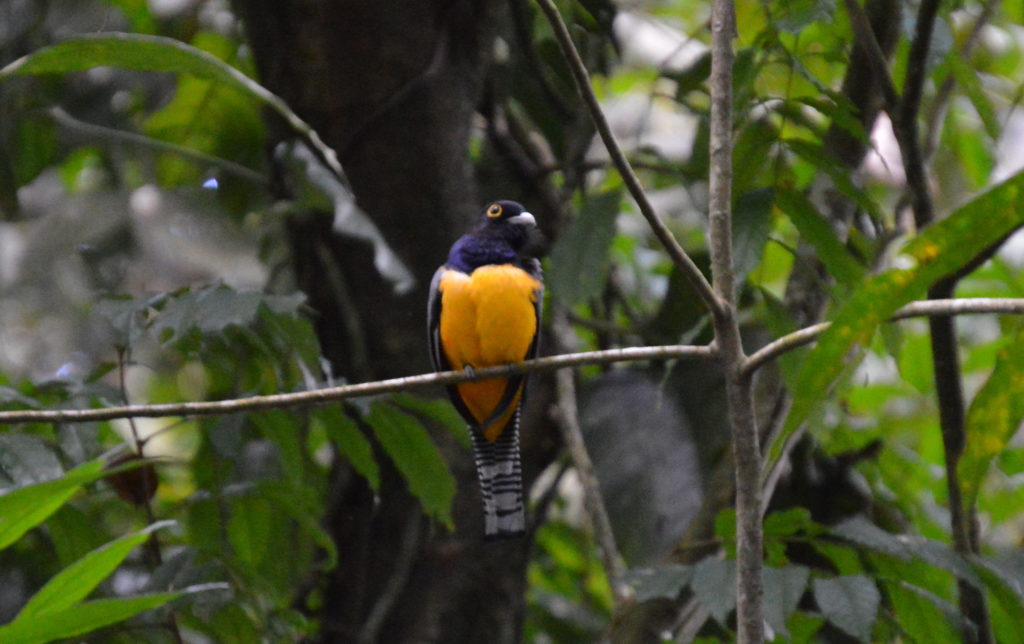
left=3, top=298, right=1021, bottom=426
left=922, top=0, right=1001, bottom=162
left=898, top=0, right=941, bottom=231
left=742, top=297, right=1024, bottom=377
left=49, top=107, right=268, bottom=186
left=115, top=348, right=184, bottom=644
left=0, top=344, right=716, bottom=425
left=840, top=0, right=900, bottom=111
left=533, top=0, right=722, bottom=319
left=357, top=514, right=421, bottom=644
left=552, top=310, right=627, bottom=606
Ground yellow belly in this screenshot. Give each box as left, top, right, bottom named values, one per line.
left=438, top=265, right=541, bottom=440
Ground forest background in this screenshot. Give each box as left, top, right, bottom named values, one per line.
left=1, top=0, right=1024, bottom=642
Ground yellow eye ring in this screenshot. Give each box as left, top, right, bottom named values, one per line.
left=487, top=203, right=503, bottom=218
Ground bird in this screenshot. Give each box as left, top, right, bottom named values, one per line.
left=428, top=200, right=543, bottom=539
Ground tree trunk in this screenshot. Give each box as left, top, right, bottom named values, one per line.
left=234, top=2, right=545, bottom=641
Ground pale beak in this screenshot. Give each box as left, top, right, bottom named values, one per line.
left=507, top=211, right=536, bottom=226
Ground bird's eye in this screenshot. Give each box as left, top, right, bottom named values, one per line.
left=487, top=204, right=503, bottom=218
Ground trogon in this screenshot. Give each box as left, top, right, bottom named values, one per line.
left=428, top=200, right=543, bottom=539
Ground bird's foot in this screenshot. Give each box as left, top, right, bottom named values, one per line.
left=463, top=364, right=477, bottom=381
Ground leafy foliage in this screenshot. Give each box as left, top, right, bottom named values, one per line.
left=0, top=0, right=1023, bottom=641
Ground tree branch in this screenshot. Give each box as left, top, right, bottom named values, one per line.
left=742, top=297, right=1024, bottom=377
left=840, top=0, right=900, bottom=111
left=3, top=298, right=1021, bottom=427
left=533, top=0, right=722, bottom=319
left=0, top=344, right=716, bottom=424
left=553, top=311, right=627, bottom=606
left=896, top=1, right=994, bottom=639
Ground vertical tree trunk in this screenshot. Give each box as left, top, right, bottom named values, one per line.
left=234, top=2, right=543, bottom=641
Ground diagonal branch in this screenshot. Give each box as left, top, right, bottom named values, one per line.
left=533, top=0, right=722, bottom=319
left=552, top=311, right=627, bottom=606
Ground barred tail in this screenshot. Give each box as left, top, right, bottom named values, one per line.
left=469, top=410, right=525, bottom=540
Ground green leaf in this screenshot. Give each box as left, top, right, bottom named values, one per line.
left=46, top=504, right=110, bottom=567
left=776, top=169, right=1024, bottom=468
left=548, top=190, right=621, bottom=305
left=143, top=32, right=265, bottom=187
left=365, top=401, right=456, bottom=529
left=18, top=521, right=173, bottom=619
left=947, top=56, right=1000, bottom=141
left=0, top=434, right=64, bottom=486
left=622, top=564, right=692, bottom=603
left=228, top=495, right=272, bottom=567
left=959, top=324, right=1024, bottom=509
left=263, top=486, right=338, bottom=572
left=763, top=565, right=809, bottom=638
left=775, top=188, right=866, bottom=286
left=812, top=574, right=880, bottom=642
left=0, top=593, right=179, bottom=644
left=690, top=556, right=736, bottom=624
left=764, top=507, right=814, bottom=538
left=392, top=393, right=470, bottom=448
left=770, top=0, right=836, bottom=33
left=250, top=410, right=306, bottom=487
left=784, top=139, right=883, bottom=221
left=831, top=516, right=911, bottom=559
left=732, top=187, right=774, bottom=285
left=970, top=554, right=1024, bottom=620
left=317, top=406, right=380, bottom=491
left=153, top=286, right=263, bottom=342
left=13, top=112, right=57, bottom=186
left=0, top=460, right=106, bottom=550
left=885, top=581, right=962, bottom=643
left=0, top=32, right=342, bottom=180
left=896, top=330, right=935, bottom=394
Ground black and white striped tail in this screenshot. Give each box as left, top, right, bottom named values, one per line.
left=469, top=410, right=525, bottom=540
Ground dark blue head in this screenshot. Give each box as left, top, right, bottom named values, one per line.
left=447, top=201, right=538, bottom=273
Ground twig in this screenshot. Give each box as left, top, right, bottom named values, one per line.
left=840, top=0, right=900, bottom=111
left=115, top=348, right=184, bottom=644
left=922, top=0, right=1001, bottom=162
left=357, top=513, right=421, bottom=644
left=533, top=0, right=722, bottom=319
left=552, top=309, right=627, bottom=606
left=48, top=107, right=268, bottom=186
left=742, top=297, right=1024, bottom=377
left=0, top=344, right=716, bottom=424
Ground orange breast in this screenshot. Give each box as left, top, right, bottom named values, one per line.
left=438, top=265, right=541, bottom=440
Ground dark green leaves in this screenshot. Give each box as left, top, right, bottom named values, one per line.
left=17, top=521, right=173, bottom=619
left=778, top=169, right=1024, bottom=463
left=812, top=575, right=880, bottom=642
left=776, top=188, right=865, bottom=286
left=732, top=187, right=775, bottom=285
left=548, top=191, right=621, bottom=305
left=0, top=30, right=345, bottom=209
left=959, top=324, right=1024, bottom=509
left=317, top=406, right=381, bottom=491
left=0, top=594, right=180, bottom=644
left=622, top=564, right=692, bottom=602
left=0, top=460, right=107, bottom=550
left=0, top=521, right=218, bottom=644
left=365, top=402, right=456, bottom=529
